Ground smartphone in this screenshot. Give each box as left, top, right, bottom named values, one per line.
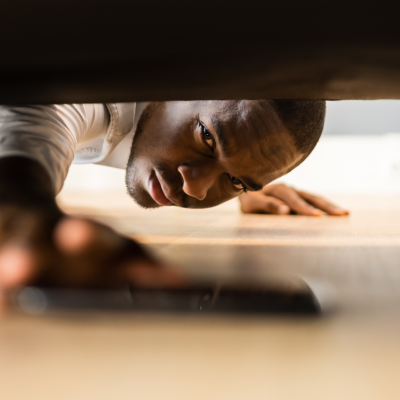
left=13, top=276, right=320, bottom=315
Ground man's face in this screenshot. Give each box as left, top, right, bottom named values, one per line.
left=126, top=101, right=303, bottom=209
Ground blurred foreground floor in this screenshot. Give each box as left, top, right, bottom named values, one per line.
left=2, top=191, right=400, bottom=400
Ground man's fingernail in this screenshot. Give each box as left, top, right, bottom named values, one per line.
left=278, top=205, right=290, bottom=214
left=312, top=209, right=322, bottom=216
left=334, top=207, right=348, bottom=213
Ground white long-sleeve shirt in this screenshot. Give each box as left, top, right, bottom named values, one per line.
left=0, top=103, right=140, bottom=194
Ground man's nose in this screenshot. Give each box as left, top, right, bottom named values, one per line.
left=178, top=164, right=215, bottom=201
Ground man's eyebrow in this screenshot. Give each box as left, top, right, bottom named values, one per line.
left=211, top=114, right=232, bottom=158
left=239, top=177, right=264, bottom=192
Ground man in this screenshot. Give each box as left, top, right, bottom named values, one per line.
left=0, top=100, right=347, bottom=305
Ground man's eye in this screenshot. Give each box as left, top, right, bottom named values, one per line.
left=231, top=176, right=247, bottom=192
left=200, top=123, right=215, bottom=151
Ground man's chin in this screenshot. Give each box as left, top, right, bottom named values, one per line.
left=126, top=186, right=161, bottom=209
left=135, top=201, right=161, bottom=210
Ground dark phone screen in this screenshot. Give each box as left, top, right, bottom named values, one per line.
left=15, top=277, right=320, bottom=315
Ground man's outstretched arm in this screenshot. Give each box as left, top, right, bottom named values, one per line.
left=0, top=156, right=181, bottom=311
left=0, top=103, right=182, bottom=310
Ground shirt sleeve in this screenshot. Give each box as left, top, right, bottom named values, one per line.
left=0, top=104, right=108, bottom=194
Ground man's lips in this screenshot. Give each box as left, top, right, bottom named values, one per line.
left=148, top=172, right=172, bottom=206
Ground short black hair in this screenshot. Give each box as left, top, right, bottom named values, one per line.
left=270, top=99, right=326, bottom=156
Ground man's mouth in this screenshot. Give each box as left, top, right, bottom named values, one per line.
left=148, top=171, right=172, bottom=206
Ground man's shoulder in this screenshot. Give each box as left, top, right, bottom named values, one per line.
left=106, top=103, right=136, bottom=138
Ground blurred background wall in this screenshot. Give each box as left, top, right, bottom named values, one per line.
left=61, top=101, right=400, bottom=196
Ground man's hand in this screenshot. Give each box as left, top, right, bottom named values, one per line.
left=0, top=213, right=182, bottom=312
left=239, top=183, right=349, bottom=216
left=0, top=157, right=181, bottom=312
left=0, top=213, right=179, bottom=287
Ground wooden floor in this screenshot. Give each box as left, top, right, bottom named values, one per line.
left=58, top=190, right=400, bottom=314
left=2, top=190, right=400, bottom=400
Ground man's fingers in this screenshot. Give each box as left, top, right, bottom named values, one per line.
left=54, top=217, right=152, bottom=266
left=53, top=218, right=95, bottom=254
left=54, top=218, right=128, bottom=256
left=50, top=217, right=159, bottom=287
left=268, top=185, right=323, bottom=216
left=260, top=196, right=290, bottom=215
left=241, top=185, right=350, bottom=217
left=0, top=241, right=37, bottom=288
left=240, top=193, right=290, bottom=214
left=0, top=240, right=41, bottom=314
left=296, top=191, right=349, bottom=216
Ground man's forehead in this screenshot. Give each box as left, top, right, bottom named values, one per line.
left=210, top=105, right=297, bottom=159
left=192, top=100, right=303, bottom=186
left=215, top=116, right=302, bottom=187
